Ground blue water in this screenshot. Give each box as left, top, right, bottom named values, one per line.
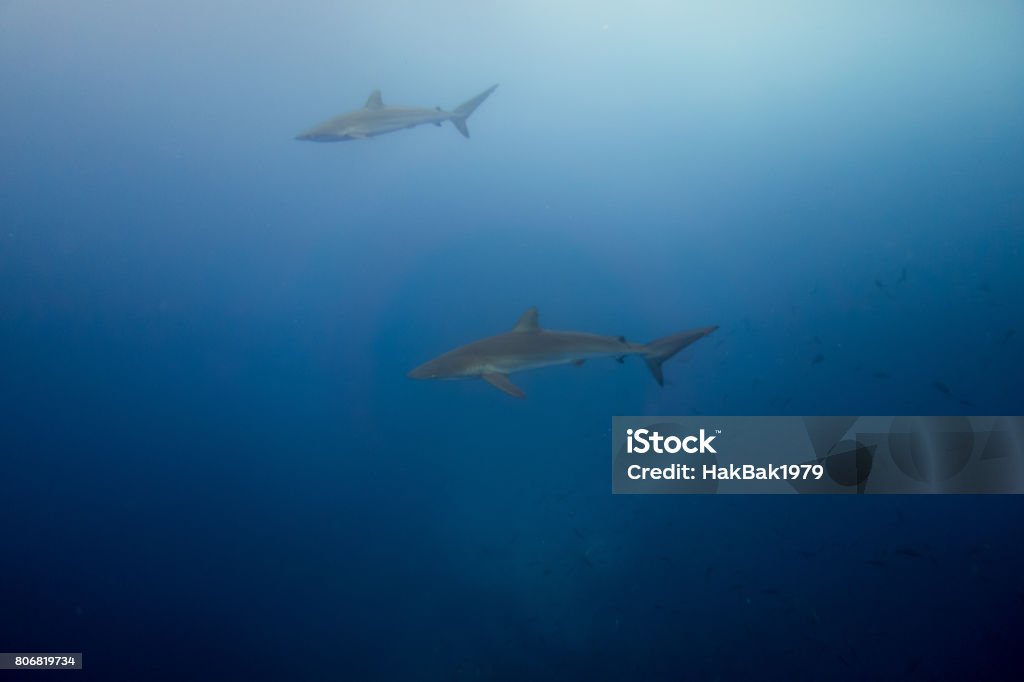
left=2, top=1, right=1023, bottom=679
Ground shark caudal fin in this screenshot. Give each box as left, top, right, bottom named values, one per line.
left=642, top=326, right=718, bottom=386
left=449, top=84, right=498, bottom=138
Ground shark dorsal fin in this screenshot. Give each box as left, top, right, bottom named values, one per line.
left=365, top=90, right=383, bottom=109
left=512, top=307, right=540, bottom=332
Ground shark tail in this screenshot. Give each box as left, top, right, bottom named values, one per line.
left=642, top=326, right=718, bottom=386
left=449, top=84, right=498, bottom=138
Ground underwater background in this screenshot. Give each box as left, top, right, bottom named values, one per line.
left=2, top=1, right=1023, bottom=679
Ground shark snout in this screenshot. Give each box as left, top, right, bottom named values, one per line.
left=295, top=129, right=333, bottom=142
left=409, top=357, right=451, bottom=380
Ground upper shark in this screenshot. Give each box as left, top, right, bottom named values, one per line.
left=295, top=84, right=498, bottom=142
left=408, top=307, right=718, bottom=398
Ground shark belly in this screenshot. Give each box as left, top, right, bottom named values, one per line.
left=483, top=348, right=626, bottom=375
left=369, top=110, right=447, bottom=135
left=483, top=356, right=569, bottom=375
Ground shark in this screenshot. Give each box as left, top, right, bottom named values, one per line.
left=408, top=307, right=718, bottom=398
left=295, top=84, right=498, bottom=142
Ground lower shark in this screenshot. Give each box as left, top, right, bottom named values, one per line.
left=408, top=307, right=718, bottom=398
left=295, top=84, right=498, bottom=142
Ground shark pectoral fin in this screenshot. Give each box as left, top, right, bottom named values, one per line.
left=572, top=359, right=585, bottom=367
left=482, top=373, right=525, bottom=399
left=615, top=356, right=626, bottom=364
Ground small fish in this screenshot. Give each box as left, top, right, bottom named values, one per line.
left=960, top=398, right=975, bottom=408
left=811, top=353, right=825, bottom=365
left=932, top=381, right=952, bottom=396
left=898, top=267, right=907, bottom=283
left=980, top=281, right=992, bottom=293
left=997, top=328, right=1015, bottom=346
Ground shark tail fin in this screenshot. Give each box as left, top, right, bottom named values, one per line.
left=450, top=84, right=498, bottom=138
left=642, top=326, right=718, bottom=386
